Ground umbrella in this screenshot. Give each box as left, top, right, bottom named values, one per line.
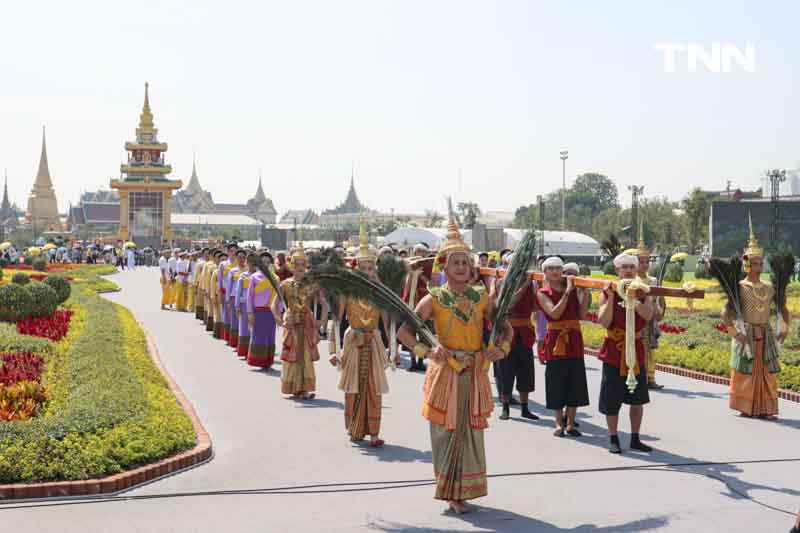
left=0, top=242, right=12, bottom=251
left=671, top=252, right=689, bottom=262
left=27, top=246, right=42, bottom=255
left=43, top=243, right=57, bottom=251
left=87, top=244, right=96, bottom=249
left=124, top=241, right=136, bottom=249
left=103, top=245, right=113, bottom=251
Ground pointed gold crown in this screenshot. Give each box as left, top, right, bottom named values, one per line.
left=439, top=199, right=470, bottom=257
left=292, top=241, right=307, bottom=261
left=744, top=211, right=763, bottom=258
left=356, top=214, right=376, bottom=262
left=636, top=218, right=649, bottom=258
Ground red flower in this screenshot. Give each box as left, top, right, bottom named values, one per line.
left=0, top=352, right=44, bottom=385
left=16, top=309, right=74, bottom=341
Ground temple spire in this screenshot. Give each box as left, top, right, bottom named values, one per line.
left=2, top=171, right=10, bottom=210
left=186, top=156, right=202, bottom=194
left=34, top=126, right=54, bottom=190
left=253, top=174, right=266, bottom=203
left=138, top=81, right=155, bottom=131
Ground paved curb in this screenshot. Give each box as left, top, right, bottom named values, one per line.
left=0, top=326, right=212, bottom=500
left=584, top=348, right=800, bottom=403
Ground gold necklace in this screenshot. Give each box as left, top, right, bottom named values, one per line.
left=748, top=282, right=770, bottom=313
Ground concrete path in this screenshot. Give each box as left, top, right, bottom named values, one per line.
left=3, top=268, right=799, bottom=532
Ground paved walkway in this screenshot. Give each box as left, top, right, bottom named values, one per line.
left=3, top=268, right=799, bottom=532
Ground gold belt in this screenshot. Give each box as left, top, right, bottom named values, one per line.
left=605, top=327, right=641, bottom=377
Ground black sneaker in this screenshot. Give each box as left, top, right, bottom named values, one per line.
left=630, top=439, right=653, bottom=452
left=520, top=407, right=539, bottom=420
left=499, top=404, right=510, bottom=420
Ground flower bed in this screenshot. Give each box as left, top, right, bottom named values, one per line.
left=0, top=269, right=195, bottom=483
left=0, top=352, right=44, bottom=385
left=16, top=310, right=74, bottom=341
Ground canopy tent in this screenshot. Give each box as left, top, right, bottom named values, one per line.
left=504, top=229, right=601, bottom=258
left=379, top=227, right=473, bottom=251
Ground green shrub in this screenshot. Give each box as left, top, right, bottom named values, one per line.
left=44, top=275, right=71, bottom=304
left=578, top=264, right=591, bottom=276
left=0, top=284, right=32, bottom=321
left=25, top=281, right=58, bottom=317
left=11, top=272, right=30, bottom=285
left=694, top=263, right=711, bottom=279
left=602, top=261, right=616, bottom=275
left=664, top=263, right=684, bottom=282
left=23, top=255, right=34, bottom=266
left=33, top=257, right=47, bottom=272
left=0, top=257, right=8, bottom=268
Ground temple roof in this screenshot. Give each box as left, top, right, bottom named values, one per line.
left=186, top=159, right=203, bottom=195
left=33, top=127, right=55, bottom=192
left=324, top=175, right=364, bottom=215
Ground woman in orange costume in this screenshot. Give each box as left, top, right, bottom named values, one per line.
left=398, top=216, right=510, bottom=514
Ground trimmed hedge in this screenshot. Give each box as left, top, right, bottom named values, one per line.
left=602, top=262, right=615, bottom=275
left=0, top=322, right=55, bottom=355
left=11, top=272, right=30, bottom=285
left=25, top=281, right=59, bottom=318
left=44, top=276, right=72, bottom=304
left=0, top=284, right=32, bottom=322
left=32, top=257, right=47, bottom=272
left=664, top=263, right=684, bottom=282
left=0, top=286, right=195, bottom=482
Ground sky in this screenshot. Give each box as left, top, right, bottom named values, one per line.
left=1, top=1, right=798, bottom=216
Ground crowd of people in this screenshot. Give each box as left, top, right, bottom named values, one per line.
left=149, top=216, right=791, bottom=516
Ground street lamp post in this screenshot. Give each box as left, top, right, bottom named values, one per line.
left=627, top=185, right=644, bottom=246
left=767, top=169, right=786, bottom=247
left=559, top=150, right=568, bottom=230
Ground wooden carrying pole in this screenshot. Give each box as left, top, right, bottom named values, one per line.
left=478, top=268, right=705, bottom=299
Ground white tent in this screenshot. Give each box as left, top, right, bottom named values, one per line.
left=379, top=227, right=473, bottom=250
left=504, top=229, right=601, bottom=257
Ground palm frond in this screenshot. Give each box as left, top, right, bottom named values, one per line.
left=378, top=255, right=407, bottom=295
left=655, top=253, right=670, bottom=286
left=769, top=248, right=795, bottom=310
left=490, top=229, right=537, bottom=345
left=302, top=263, right=438, bottom=347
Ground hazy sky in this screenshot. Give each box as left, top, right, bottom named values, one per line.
left=1, top=1, right=797, bottom=215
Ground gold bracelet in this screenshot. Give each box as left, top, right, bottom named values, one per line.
left=413, top=343, right=429, bottom=359
left=726, top=326, right=739, bottom=338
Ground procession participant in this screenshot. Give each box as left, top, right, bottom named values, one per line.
left=723, top=223, right=790, bottom=419
left=331, top=224, right=396, bottom=447
left=126, top=244, right=136, bottom=270
left=186, top=252, right=197, bottom=314
left=537, top=256, right=590, bottom=437
left=236, top=253, right=259, bottom=359
left=194, top=249, right=208, bottom=321
left=272, top=243, right=323, bottom=398
left=175, top=251, right=191, bottom=312
left=397, top=218, right=511, bottom=514
left=216, top=244, right=236, bottom=342
left=275, top=251, right=293, bottom=281
left=203, top=250, right=219, bottom=332
left=168, top=249, right=179, bottom=306
left=632, top=236, right=666, bottom=390
left=597, top=253, right=654, bottom=454
left=495, top=253, right=539, bottom=421
left=403, top=242, right=433, bottom=372
left=212, top=251, right=227, bottom=338
left=227, top=250, right=248, bottom=350
left=159, top=249, right=172, bottom=310
left=245, top=253, right=278, bottom=367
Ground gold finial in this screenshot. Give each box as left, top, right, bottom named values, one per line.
left=744, top=211, right=763, bottom=258
left=357, top=212, right=376, bottom=262
left=636, top=217, right=649, bottom=258
left=439, top=197, right=470, bottom=258
left=139, top=81, right=154, bottom=131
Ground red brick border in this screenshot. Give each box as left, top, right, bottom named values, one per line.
left=584, top=348, right=800, bottom=403
left=0, top=329, right=212, bottom=500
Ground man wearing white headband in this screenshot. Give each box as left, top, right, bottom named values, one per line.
left=597, top=254, right=654, bottom=454
left=563, top=262, right=579, bottom=274
left=633, top=238, right=666, bottom=390
left=537, top=256, right=589, bottom=437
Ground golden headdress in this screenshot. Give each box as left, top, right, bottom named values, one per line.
left=743, top=211, right=763, bottom=258
left=439, top=198, right=471, bottom=258
left=292, top=241, right=307, bottom=262
left=356, top=215, right=376, bottom=263
left=636, top=218, right=649, bottom=258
